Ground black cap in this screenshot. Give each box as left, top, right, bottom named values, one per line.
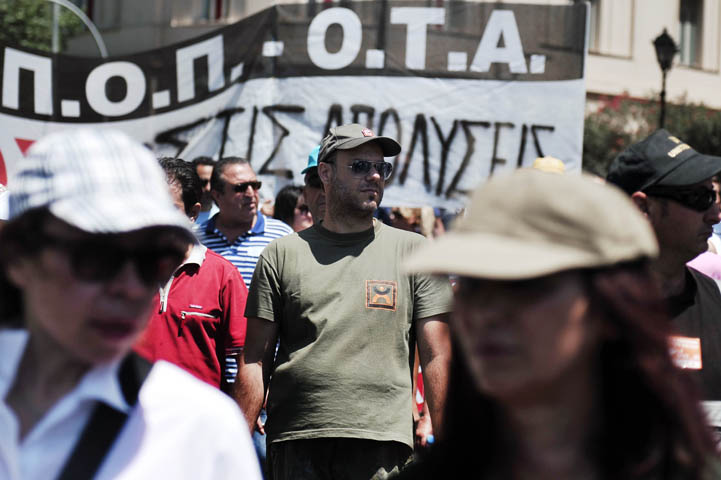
left=607, top=129, right=721, bottom=194
left=606, top=129, right=721, bottom=194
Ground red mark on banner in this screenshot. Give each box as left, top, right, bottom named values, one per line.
left=15, top=138, right=35, bottom=155
left=0, top=138, right=36, bottom=186
left=0, top=151, right=7, bottom=185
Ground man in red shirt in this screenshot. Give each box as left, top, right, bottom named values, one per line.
left=135, top=158, right=248, bottom=397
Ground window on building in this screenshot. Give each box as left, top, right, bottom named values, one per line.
left=172, top=0, right=230, bottom=24
left=588, top=0, right=600, bottom=53
left=679, top=0, right=703, bottom=67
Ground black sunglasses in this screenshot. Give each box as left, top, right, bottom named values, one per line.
left=297, top=204, right=310, bottom=215
left=346, top=160, right=393, bottom=180
left=228, top=181, right=262, bottom=193
left=200, top=179, right=210, bottom=187
left=42, top=234, right=186, bottom=285
left=644, top=185, right=717, bottom=212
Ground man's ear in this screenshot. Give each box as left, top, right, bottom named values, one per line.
left=188, top=202, right=202, bottom=223
left=210, top=188, right=221, bottom=205
left=318, top=162, right=332, bottom=188
left=6, top=259, right=31, bottom=289
left=631, top=191, right=649, bottom=216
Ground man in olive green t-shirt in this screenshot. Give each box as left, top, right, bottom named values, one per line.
left=237, top=124, right=453, bottom=480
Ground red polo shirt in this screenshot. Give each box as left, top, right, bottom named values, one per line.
left=135, top=244, right=248, bottom=388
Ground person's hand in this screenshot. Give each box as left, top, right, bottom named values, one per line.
left=260, top=199, right=274, bottom=217
left=256, top=415, right=266, bottom=435
left=414, top=413, right=433, bottom=448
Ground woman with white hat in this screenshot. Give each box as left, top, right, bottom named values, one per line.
left=401, top=169, right=719, bottom=479
left=0, top=129, right=261, bottom=480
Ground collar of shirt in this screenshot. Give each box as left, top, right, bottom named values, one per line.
left=205, top=212, right=267, bottom=239
left=182, top=243, right=207, bottom=269
left=0, top=329, right=129, bottom=415
left=0, top=329, right=130, bottom=430
left=157, top=244, right=208, bottom=313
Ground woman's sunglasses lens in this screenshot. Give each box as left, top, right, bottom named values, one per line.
left=71, top=247, right=125, bottom=282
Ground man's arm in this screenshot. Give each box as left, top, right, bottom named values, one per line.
left=233, top=316, right=278, bottom=433
left=415, top=313, right=451, bottom=439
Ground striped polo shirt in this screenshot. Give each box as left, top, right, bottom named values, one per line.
left=196, top=212, right=293, bottom=288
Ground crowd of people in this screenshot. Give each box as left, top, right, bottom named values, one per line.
left=1, top=123, right=721, bottom=480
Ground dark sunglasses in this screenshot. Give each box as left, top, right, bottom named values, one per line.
left=297, top=204, right=310, bottom=215
left=346, top=160, right=393, bottom=180
left=200, top=179, right=210, bottom=187
left=228, top=181, right=262, bottom=193
left=43, top=234, right=186, bottom=285
left=644, top=185, right=717, bottom=212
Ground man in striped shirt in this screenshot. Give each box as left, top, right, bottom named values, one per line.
left=196, top=157, right=293, bottom=288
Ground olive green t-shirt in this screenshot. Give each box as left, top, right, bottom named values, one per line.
left=246, top=220, right=453, bottom=447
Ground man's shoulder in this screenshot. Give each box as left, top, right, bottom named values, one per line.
left=689, top=267, right=721, bottom=301
left=375, top=222, right=428, bottom=250
left=195, top=215, right=220, bottom=243
left=260, top=229, right=304, bottom=255
left=196, top=213, right=216, bottom=231
left=260, top=215, right=294, bottom=237
left=203, top=248, right=243, bottom=273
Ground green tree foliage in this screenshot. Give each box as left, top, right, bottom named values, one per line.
left=0, top=0, right=85, bottom=52
left=583, top=94, right=721, bottom=177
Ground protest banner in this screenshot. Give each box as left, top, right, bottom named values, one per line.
left=0, top=1, right=587, bottom=209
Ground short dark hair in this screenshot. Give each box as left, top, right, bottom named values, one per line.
left=210, top=157, right=251, bottom=193
left=273, top=185, right=304, bottom=227
left=0, top=207, right=55, bottom=324
left=191, top=156, right=215, bottom=168
left=320, top=151, right=337, bottom=165
left=158, top=157, right=202, bottom=215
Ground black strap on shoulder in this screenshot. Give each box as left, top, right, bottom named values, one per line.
left=56, top=353, right=152, bottom=480
left=117, top=352, right=153, bottom=406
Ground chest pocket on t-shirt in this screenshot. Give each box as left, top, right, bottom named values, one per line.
left=179, top=310, right=221, bottom=337
left=366, top=280, right=398, bottom=311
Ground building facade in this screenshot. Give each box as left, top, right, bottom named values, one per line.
left=55, top=0, right=721, bottom=110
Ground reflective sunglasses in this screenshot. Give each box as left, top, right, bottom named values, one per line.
left=644, top=185, right=717, bottom=212
left=42, top=234, right=186, bottom=285
left=346, top=160, right=393, bottom=180
left=228, top=180, right=262, bottom=193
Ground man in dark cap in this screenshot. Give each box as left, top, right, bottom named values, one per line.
left=607, top=129, right=721, bottom=402
left=237, top=124, right=453, bottom=479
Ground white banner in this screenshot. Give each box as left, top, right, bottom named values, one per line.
left=0, top=1, right=588, bottom=210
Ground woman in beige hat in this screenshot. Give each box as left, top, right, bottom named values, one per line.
left=400, top=169, right=719, bottom=479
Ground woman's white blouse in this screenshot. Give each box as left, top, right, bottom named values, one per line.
left=0, top=329, right=262, bottom=480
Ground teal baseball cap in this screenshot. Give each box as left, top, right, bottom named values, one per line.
left=302, top=145, right=320, bottom=175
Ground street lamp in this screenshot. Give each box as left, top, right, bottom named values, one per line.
left=653, top=29, right=678, bottom=129
left=47, top=0, right=107, bottom=57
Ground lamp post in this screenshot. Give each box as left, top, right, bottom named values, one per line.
left=47, top=0, right=107, bottom=57
left=653, top=29, right=678, bottom=129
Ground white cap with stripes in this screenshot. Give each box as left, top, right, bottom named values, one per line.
left=10, top=128, right=193, bottom=236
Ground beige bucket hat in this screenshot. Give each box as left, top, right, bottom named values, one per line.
left=404, top=169, right=658, bottom=280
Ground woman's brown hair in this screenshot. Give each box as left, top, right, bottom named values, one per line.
left=404, top=262, right=717, bottom=479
